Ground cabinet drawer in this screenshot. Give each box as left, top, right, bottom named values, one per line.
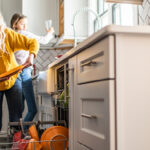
left=77, top=36, right=115, bottom=84
left=77, top=81, right=115, bottom=150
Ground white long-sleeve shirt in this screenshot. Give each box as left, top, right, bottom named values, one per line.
left=14, top=30, right=54, bottom=65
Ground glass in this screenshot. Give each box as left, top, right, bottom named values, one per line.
left=45, top=19, right=52, bottom=30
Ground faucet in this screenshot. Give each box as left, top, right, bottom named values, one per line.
left=72, top=7, right=100, bottom=47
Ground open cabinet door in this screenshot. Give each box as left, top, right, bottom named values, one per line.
left=105, top=0, right=143, bottom=5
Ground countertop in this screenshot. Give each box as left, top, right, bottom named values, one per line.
left=48, top=24, right=150, bottom=68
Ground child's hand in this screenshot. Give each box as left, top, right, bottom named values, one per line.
left=22, top=54, right=34, bottom=69
left=46, top=27, right=55, bottom=34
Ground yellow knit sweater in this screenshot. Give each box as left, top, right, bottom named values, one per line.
left=0, top=28, right=39, bottom=91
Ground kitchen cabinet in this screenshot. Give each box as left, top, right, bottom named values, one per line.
left=77, top=81, right=115, bottom=150
left=77, top=36, right=115, bottom=83
left=69, top=36, right=115, bottom=150
left=68, top=26, right=150, bottom=150
left=46, top=25, right=150, bottom=150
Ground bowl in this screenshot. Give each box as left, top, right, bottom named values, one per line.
left=40, top=126, right=68, bottom=150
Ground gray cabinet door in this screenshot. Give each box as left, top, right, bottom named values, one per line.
left=77, top=80, right=115, bottom=150
left=77, top=36, right=115, bottom=84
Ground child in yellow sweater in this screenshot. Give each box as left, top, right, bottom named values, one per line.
left=0, top=12, right=39, bottom=130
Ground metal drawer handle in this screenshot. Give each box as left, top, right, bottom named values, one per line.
left=81, top=113, right=97, bottom=119
left=81, top=60, right=97, bottom=67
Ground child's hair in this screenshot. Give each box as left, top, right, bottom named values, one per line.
left=10, top=13, right=27, bottom=30
left=0, top=12, right=6, bottom=53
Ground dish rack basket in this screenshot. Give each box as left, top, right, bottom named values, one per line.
left=0, top=134, right=68, bottom=150
left=0, top=120, right=68, bottom=150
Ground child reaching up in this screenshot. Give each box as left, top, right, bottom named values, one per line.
left=10, top=13, right=54, bottom=126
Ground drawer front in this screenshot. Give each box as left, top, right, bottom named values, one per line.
left=77, top=36, right=115, bottom=84
left=77, top=81, right=115, bottom=150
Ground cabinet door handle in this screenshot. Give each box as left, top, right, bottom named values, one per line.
left=81, top=113, right=97, bottom=119
left=81, top=60, right=97, bottom=67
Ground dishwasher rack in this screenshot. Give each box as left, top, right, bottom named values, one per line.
left=0, top=96, right=69, bottom=149
left=0, top=135, right=68, bottom=150
left=0, top=120, right=68, bottom=150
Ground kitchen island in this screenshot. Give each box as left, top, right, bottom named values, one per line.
left=45, top=25, right=150, bottom=150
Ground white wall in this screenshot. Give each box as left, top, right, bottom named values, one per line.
left=0, top=0, right=59, bottom=35
left=22, top=0, right=58, bottom=35
left=0, top=0, right=2, bottom=12
left=1, top=0, right=22, bottom=27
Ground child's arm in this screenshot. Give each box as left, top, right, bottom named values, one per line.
left=19, top=27, right=55, bottom=45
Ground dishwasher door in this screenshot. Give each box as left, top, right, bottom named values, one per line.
left=38, top=68, right=55, bottom=95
